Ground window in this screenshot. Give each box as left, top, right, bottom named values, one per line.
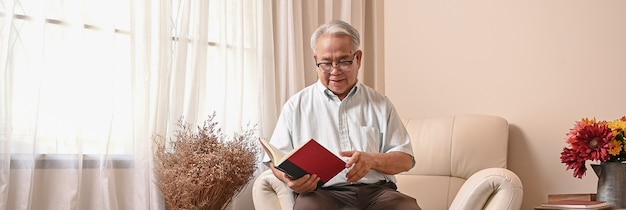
left=2, top=0, right=134, bottom=154
left=2, top=0, right=265, bottom=155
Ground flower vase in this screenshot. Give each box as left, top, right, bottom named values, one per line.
left=591, top=162, right=626, bottom=208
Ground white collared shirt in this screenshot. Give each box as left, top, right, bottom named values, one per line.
left=266, top=80, right=414, bottom=187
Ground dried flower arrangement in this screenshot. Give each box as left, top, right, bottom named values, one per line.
left=153, top=114, right=260, bottom=210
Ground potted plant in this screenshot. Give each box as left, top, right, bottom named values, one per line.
left=560, top=116, right=626, bottom=207
left=153, top=114, right=259, bottom=210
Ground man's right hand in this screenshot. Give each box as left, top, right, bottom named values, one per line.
left=270, top=162, right=320, bottom=194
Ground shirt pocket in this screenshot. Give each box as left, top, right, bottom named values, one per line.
left=359, top=126, right=381, bottom=152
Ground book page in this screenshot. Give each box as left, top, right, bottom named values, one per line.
left=276, top=141, right=311, bottom=164
left=259, top=138, right=285, bottom=163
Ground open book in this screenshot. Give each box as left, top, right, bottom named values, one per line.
left=259, top=138, right=346, bottom=188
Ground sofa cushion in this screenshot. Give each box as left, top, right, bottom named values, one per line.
left=403, top=115, right=508, bottom=179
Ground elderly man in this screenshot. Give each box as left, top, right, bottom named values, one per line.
left=266, top=20, right=421, bottom=210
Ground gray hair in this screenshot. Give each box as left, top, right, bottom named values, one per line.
left=310, top=20, right=360, bottom=54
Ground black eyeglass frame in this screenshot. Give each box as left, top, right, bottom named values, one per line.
left=315, top=52, right=358, bottom=73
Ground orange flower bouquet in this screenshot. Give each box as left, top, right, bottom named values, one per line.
left=561, top=116, right=626, bottom=178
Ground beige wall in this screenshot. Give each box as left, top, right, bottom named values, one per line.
left=384, top=0, right=626, bottom=209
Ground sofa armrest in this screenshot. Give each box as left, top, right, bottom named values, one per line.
left=252, top=170, right=295, bottom=210
left=449, top=168, right=523, bottom=210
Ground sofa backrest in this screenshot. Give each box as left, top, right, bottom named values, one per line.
left=396, top=115, right=509, bottom=210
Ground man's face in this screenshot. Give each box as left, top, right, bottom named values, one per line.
left=314, top=34, right=361, bottom=100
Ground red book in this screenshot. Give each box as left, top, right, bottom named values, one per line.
left=259, top=138, right=346, bottom=188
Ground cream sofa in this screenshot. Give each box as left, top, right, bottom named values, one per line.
left=252, top=114, right=523, bottom=210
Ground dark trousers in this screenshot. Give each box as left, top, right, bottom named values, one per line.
left=293, top=181, right=421, bottom=210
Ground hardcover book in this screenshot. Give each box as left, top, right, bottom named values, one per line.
left=259, top=138, right=346, bottom=188
left=539, top=200, right=609, bottom=209
left=547, top=193, right=596, bottom=203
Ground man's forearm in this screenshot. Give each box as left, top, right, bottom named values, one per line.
left=371, top=151, right=414, bottom=175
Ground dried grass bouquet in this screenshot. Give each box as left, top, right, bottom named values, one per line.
left=153, top=114, right=260, bottom=210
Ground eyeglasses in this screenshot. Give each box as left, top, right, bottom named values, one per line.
left=315, top=53, right=357, bottom=73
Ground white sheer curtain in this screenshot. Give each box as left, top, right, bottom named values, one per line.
left=2, top=1, right=139, bottom=209
left=165, top=0, right=271, bottom=133
left=1, top=0, right=380, bottom=208
left=1, top=0, right=273, bottom=209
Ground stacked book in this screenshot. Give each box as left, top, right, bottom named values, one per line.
left=535, top=193, right=611, bottom=210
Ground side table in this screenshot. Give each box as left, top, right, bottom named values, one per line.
left=534, top=207, right=614, bottom=210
